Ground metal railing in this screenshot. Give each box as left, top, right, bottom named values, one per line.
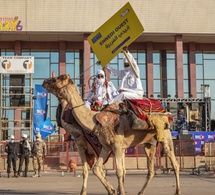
left=0, top=140, right=214, bottom=173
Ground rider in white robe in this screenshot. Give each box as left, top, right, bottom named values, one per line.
left=105, top=47, right=146, bottom=130
left=105, top=48, right=144, bottom=104
left=85, top=69, right=118, bottom=109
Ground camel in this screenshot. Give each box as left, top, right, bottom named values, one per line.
left=42, top=77, right=143, bottom=194
left=43, top=80, right=101, bottom=195
left=42, top=74, right=181, bottom=195
left=43, top=75, right=126, bottom=195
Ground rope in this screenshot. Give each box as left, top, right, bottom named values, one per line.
left=71, top=103, right=85, bottom=111
left=75, top=61, right=100, bottom=80
left=63, top=83, right=85, bottom=111
left=74, top=62, right=100, bottom=96
left=142, top=97, right=153, bottom=114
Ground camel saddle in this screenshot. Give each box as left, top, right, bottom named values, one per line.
left=95, top=110, right=120, bottom=141
left=100, top=98, right=168, bottom=119
left=97, top=99, right=172, bottom=131
left=125, top=98, right=173, bottom=122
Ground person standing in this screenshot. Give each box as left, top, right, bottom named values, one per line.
left=32, top=133, right=46, bottom=177
left=5, top=135, right=19, bottom=178
left=18, top=134, right=31, bottom=177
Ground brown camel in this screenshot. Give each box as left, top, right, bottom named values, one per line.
left=42, top=74, right=181, bottom=195
left=43, top=75, right=127, bottom=195
left=43, top=79, right=102, bottom=195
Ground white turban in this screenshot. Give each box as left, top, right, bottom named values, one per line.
left=36, top=132, right=42, bottom=140
left=97, top=69, right=105, bottom=76
left=123, top=52, right=135, bottom=64
left=22, top=134, right=27, bottom=138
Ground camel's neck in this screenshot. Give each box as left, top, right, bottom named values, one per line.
left=59, top=99, right=68, bottom=117
left=61, top=84, right=97, bottom=131
left=59, top=98, right=67, bottom=107
left=58, top=98, right=83, bottom=138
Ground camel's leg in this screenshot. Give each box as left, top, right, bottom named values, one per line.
left=80, top=160, right=89, bottom=195
left=76, top=146, right=89, bottom=195
left=122, top=149, right=126, bottom=186
left=116, top=148, right=126, bottom=194
left=92, top=148, right=116, bottom=195
left=162, top=130, right=181, bottom=195
left=138, top=143, right=156, bottom=195
left=113, top=146, right=126, bottom=195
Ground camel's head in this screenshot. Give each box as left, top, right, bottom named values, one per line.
left=51, top=74, right=74, bottom=89
left=42, top=77, right=61, bottom=99
left=42, top=74, right=74, bottom=99
left=43, top=74, right=72, bottom=89
left=42, top=77, right=54, bottom=90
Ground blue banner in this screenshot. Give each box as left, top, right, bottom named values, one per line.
left=40, top=118, right=55, bottom=139
left=171, top=131, right=215, bottom=154
left=188, top=131, right=215, bottom=142
left=33, top=84, right=48, bottom=137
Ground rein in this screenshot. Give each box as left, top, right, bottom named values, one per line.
left=71, top=103, right=85, bottom=111
left=76, top=63, right=98, bottom=80
left=58, top=80, right=71, bottom=89
left=62, top=81, right=85, bottom=111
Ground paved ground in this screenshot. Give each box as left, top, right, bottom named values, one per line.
left=0, top=170, right=215, bottom=195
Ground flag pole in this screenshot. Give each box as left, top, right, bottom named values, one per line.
left=122, top=50, right=139, bottom=78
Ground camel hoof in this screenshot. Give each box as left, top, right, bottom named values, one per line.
left=108, top=193, right=116, bottom=195
left=175, top=190, right=182, bottom=195
left=108, top=189, right=116, bottom=195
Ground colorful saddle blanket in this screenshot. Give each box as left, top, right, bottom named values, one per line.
left=61, top=107, right=110, bottom=164
left=126, top=98, right=173, bottom=121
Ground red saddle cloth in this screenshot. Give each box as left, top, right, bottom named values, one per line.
left=127, top=98, right=172, bottom=121
left=129, top=98, right=165, bottom=112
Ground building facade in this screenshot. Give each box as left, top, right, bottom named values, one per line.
left=0, top=0, right=215, bottom=140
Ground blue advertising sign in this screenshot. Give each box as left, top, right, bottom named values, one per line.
left=188, top=132, right=215, bottom=142
left=171, top=131, right=215, bottom=154
left=189, top=132, right=215, bottom=154
left=33, top=84, right=48, bottom=137
left=193, top=140, right=205, bottom=154
left=40, top=118, right=55, bottom=139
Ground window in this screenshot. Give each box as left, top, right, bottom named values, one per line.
left=153, top=52, right=161, bottom=97
left=66, top=51, right=80, bottom=86
left=183, top=52, right=189, bottom=97
left=22, top=50, right=59, bottom=128
left=166, top=52, right=176, bottom=97
left=196, top=52, right=215, bottom=119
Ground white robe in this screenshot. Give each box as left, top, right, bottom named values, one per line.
left=85, top=81, right=118, bottom=108
left=106, top=52, right=144, bottom=104
left=96, top=82, right=118, bottom=105
left=85, top=85, right=98, bottom=109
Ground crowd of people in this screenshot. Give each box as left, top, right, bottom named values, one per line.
left=5, top=133, right=46, bottom=178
